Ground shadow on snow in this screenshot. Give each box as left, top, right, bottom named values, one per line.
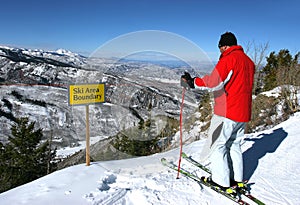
left=242, top=127, right=288, bottom=180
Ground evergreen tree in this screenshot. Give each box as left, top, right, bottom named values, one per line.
left=260, top=49, right=300, bottom=113
left=262, top=49, right=299, bottom=91
left=0, top=117, right=57, bottom=193
left=262, top=51, right=279, bottom=91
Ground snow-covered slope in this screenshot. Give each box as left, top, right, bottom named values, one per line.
left=1, top=112, right=299, bottom=205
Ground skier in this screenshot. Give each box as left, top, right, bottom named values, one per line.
left=181, top=32, right=255, bottom=193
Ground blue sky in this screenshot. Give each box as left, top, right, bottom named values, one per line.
left=0, top=0, right=299, bottom=61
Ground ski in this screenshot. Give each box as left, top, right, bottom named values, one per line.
left=182, top=152, right=211, bottom=174
left=181, top=152, right=265, bottom=205
left=161, top=158, right=250, bottom=205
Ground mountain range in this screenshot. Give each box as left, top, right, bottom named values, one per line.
left=0, top=45, right=207, bottom=162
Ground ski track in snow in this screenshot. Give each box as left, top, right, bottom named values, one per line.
left=0, top=112, right=300, bottom=205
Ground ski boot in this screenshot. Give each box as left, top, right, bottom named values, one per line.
left=230, top=179, right=249, bottom=194
left=201, top=176, right=237, bottom=196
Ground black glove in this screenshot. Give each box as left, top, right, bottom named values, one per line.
left=181, top=72, right=195, bottom=89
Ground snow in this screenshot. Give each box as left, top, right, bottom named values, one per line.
left=56, top=136, right=105, bottom=158
left=261, top=87, right=281, bottom=98
left=1, top=113, right=300, bottom=205
left=261, top=86, right=300, bottom=105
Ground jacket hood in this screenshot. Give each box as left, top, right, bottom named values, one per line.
left=219, top=45, right=244, bottom=59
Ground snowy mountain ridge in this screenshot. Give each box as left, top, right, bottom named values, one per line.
left=0, top=45, right=200, bottom=155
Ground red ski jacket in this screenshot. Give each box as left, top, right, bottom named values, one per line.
left=194, top=45, right=255, bottom=122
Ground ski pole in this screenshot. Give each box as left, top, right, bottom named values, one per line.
left=177, top=86, right=186, bottom=179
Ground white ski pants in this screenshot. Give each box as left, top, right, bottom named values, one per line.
left=203, top=115, right=245, bottom=187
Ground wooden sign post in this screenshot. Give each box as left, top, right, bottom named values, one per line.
left=68, top=83, right=105, bottom=166
left=85, top=104, right=90, bottom=166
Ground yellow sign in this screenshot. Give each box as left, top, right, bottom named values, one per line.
left=69, top=83, right=105, bottom=105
